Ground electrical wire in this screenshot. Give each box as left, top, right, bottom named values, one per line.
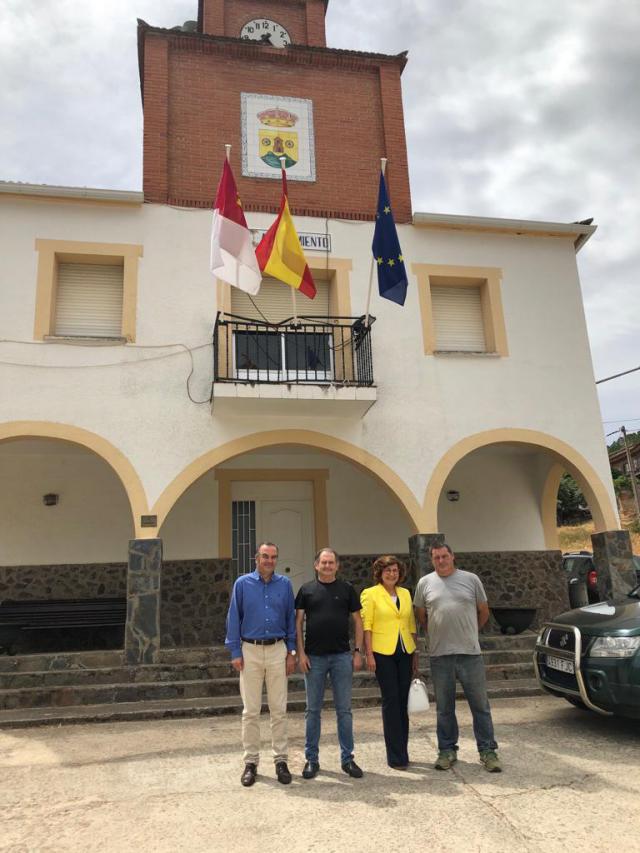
left=0, top=339, right=213, bottom=404
left=0, top=338, right=211, bottom=368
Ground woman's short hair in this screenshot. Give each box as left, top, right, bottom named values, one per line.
left=372, top=554, right=406, bottom=584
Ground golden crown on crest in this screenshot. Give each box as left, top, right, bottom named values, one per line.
left=257, top=108, right=298, bottom=128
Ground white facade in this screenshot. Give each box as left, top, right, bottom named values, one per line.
left=0, top=186, right=618, bottom=583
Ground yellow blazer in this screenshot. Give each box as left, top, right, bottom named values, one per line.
left=360, top=584, right=417, bottom=655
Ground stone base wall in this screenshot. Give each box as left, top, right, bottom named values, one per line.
left=0, top=563, right=127, bottom=600
left=338, top=551, right=565, bottom=630
left=160, top=559, right=233, bottom=647
left=452, top=550, right=567, bottom=630
left=0, top=560, right=233, bottom=650
left=0, top=550, right=566, bottom=650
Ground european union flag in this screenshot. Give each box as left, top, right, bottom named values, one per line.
left=372, top=172, right=407, bottom=306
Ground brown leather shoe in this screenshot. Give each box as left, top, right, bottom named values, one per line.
left=241, top=763, right=257, bottom=787
left=275, top=761, right=292, bottom=784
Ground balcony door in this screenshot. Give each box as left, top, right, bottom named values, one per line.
left=230, top=277, right=332, bottom=382
left=231, top=480, right=315, bottom=591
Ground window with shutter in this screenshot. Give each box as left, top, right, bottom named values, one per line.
left=412, top=264, right=508, bottom=357
left=54, top=263, right=124, bottom=338
left=431, top=285, right=486, bottom=352
left=34, top=240, right=142, bottom=343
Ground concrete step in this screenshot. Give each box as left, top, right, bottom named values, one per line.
left=0, top=662, right=235, bottom=691
left=0, top=679, right=543, bottom=729
left=480, top=649, right=535, bottom=665
left=0, top=677, right=238, bottom=711
left=0, top=660, right=537, bottom=710
left=0, top=671, right=383, bottom=711
left=479, top=631, right=538, bottom=651
left=0, top=645, right=231, bottom=675
left=0, top=649, right=124, bottom=674
left=159, top=647, right=229, bottom=665
left=0, top=651, right=535, bottom=691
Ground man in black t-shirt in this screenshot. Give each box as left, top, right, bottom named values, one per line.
left=295, top=548, right=364, bottom=780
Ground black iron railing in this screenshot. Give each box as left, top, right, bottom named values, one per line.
left=214, top=313, right=375, bottom=386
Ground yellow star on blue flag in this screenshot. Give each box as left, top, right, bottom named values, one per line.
left=371, top=172, right=407, bottom=306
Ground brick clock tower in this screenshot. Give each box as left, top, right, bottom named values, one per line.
left=138, top=0, right=412, bottom=222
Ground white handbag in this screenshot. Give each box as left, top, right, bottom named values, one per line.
left=407, top=678, right=430, bottom=713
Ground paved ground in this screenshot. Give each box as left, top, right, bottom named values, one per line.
left=1, top=694, right=639, bottom=853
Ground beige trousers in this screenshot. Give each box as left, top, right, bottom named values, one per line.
left=239, top=640, right=288, bottom=765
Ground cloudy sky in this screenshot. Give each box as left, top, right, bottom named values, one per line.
left=2, top=0, right=639, bottom=439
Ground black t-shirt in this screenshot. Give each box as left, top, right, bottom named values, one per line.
left=295, top=578, right=361, bottom=655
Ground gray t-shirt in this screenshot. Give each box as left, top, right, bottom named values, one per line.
left=413, top=569, right=487, bottom=657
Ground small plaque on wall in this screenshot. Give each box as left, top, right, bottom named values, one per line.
left=241, top=93, right=316, bottom=182
left=141, top=515, right=158, bottom=528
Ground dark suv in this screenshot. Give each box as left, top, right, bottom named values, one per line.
left=563, top=551, right=640, bottom=608
left=534, top=583, right=640, bottom=718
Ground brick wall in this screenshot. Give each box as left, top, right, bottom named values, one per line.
left=140, top=27, right=412, bottom=221
left=200, top=0, right=326, bottom=46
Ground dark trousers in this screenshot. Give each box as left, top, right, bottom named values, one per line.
left=373, top=640, right=413, bottom=767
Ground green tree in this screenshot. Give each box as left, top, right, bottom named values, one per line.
left=557, top=474, right=591, bottom=524
left=608, top=431, right=640, bottom=453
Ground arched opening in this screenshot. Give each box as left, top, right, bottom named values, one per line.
left=155, top=434, right=418, bottom=647
left=425, top=429, right=617, bottom=541
left=0, top=433, right=136, bottom=653
left=422, top=430, right=618, bottom=627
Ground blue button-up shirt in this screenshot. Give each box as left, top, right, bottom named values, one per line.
left=225, top=570, right=296, bottom=659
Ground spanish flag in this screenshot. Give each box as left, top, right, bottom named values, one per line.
left=255, top=167, right=316, bottom=299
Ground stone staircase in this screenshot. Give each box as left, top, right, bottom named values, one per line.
left=0, top=633, right=540, bottom=728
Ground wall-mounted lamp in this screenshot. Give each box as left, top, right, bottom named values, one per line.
left=446, top=490, right=460, bottom=502
left=42, top=493, right=59, bottom=507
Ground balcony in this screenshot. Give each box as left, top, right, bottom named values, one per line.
left=212, top=313, right=377, bottom=417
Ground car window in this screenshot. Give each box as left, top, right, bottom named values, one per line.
left=563, top=557, right=591, bottom=572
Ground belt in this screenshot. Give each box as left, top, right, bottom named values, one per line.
left=242, top=637, right=283, bottom=646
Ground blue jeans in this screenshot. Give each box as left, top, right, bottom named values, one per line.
left=304, top=652, right=354, bottom=764
left=429, top=654, right=498, bottom=753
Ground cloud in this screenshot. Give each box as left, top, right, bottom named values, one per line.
left=1, top=0, right=639, bottom=430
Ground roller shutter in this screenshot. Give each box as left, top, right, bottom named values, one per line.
left=54, top=263, right=124, bottom=338
left=431, top=285, right=486, bottom=352
left=230, top=277, right=329, bottom=323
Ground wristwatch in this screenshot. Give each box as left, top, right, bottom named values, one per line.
left=288, top=649, right=297, bottom=656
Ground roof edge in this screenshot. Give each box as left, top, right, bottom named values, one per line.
left=0, top=182, right=144, bottom=204
left=412, top=211, right=597, bottom=252
left=139, top=22, right=407, bottom=67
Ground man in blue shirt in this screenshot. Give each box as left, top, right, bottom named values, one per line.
left=225, top=541, right=297, bottom=787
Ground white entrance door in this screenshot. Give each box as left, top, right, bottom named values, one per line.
left=261, top=500, right=313, bottom=592
left=230, top=481, right=316, bottom=592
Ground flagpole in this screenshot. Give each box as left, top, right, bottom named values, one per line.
left=364, top=157, right=387, bottom=327
left=279, top=156, right=299, bottom=325
left=220, top=144, right=234, bottom=323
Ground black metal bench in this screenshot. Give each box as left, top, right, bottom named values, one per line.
left=0, top=598, right=126, bottom=654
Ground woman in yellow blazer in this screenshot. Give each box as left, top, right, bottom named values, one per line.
left=361, top=555, right=418, bottom=769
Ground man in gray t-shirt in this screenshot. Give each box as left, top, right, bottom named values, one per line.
left=413, top=543, right=501, bottom=773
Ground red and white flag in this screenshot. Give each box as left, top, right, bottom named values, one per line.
left=210, top=159, right=261, bottom=295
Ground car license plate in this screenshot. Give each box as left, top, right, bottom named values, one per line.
left=546, top=655, right=574, bottom=674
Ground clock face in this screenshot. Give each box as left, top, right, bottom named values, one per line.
left=240, top=19, right=291, bottom=48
